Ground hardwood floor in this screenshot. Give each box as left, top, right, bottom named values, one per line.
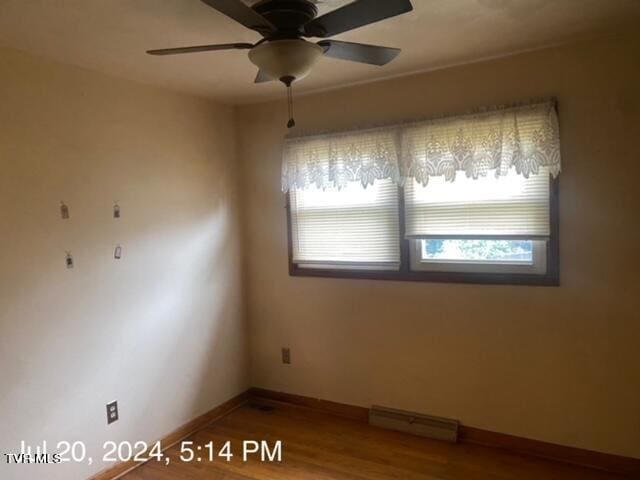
left=122, top=401, right=629, bottom=480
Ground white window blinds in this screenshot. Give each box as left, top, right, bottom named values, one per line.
left=290, top=178, right=400, bottom=267
left=404, top=167, right=551, bottom=238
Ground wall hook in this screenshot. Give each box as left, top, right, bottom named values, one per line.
left=60, top=202, right=70, bottom=219
left=65, top=251, right=74, bottom=269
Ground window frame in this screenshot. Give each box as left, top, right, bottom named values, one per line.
left=286, top=177, right=560, bottom=286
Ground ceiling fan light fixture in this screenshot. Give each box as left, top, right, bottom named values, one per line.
left=248, top=39, right=324, bottom=83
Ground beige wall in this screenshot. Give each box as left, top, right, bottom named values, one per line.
left=237, top=32, right=640, bottom=459
left=0, top=47, right=249, bottom=480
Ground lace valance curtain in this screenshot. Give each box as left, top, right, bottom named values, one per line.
left=281, top=127, right=401, bottom=191
left=281, top=101, right=561, bottom=192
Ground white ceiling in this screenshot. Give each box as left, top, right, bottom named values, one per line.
left=1, top=0, right=638, bottom=104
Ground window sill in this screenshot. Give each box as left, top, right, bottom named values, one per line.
left=289, top=264, right=560, bottom=286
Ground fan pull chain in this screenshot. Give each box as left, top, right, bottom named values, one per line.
left=286, top=82, right=295, bottom=129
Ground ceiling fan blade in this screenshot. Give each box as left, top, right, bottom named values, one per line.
left=200, top=0, right=275, bottom=34
left=254, top=70, right=273, bottom=83
left=304, top=0, right=413, bottom=38
left=146, top=42, right=253, bottom=56
left=318, top=40, right=400, bottom=66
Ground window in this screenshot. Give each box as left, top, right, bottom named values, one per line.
left=290, top=178, right=400, bottom=270
left=405, top=167, right=552, bottom=276
left=283, top=101, right=561, bottom=285
left=287, top=171, right=557, bottom=284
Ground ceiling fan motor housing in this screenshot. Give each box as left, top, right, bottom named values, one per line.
left=252, top=0, right=319, bottom=35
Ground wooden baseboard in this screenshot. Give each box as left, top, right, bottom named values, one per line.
left=249, top=388, right=640, bottom=477
left=459, top=426, right=640, bottom=477
left=89, top=391, right=249, bottom=480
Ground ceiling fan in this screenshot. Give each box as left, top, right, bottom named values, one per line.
left=147, top=0, right=414, bottom=127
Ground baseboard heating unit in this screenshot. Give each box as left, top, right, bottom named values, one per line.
left=369, top=405, right=459, bottom=442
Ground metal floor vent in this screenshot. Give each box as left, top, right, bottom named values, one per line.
left=369, top=406, right=459, bottom=442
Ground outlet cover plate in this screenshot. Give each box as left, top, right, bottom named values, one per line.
left=106, top=401, right=119, bottom=424
left=281, top=348, right=291, bottom=364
